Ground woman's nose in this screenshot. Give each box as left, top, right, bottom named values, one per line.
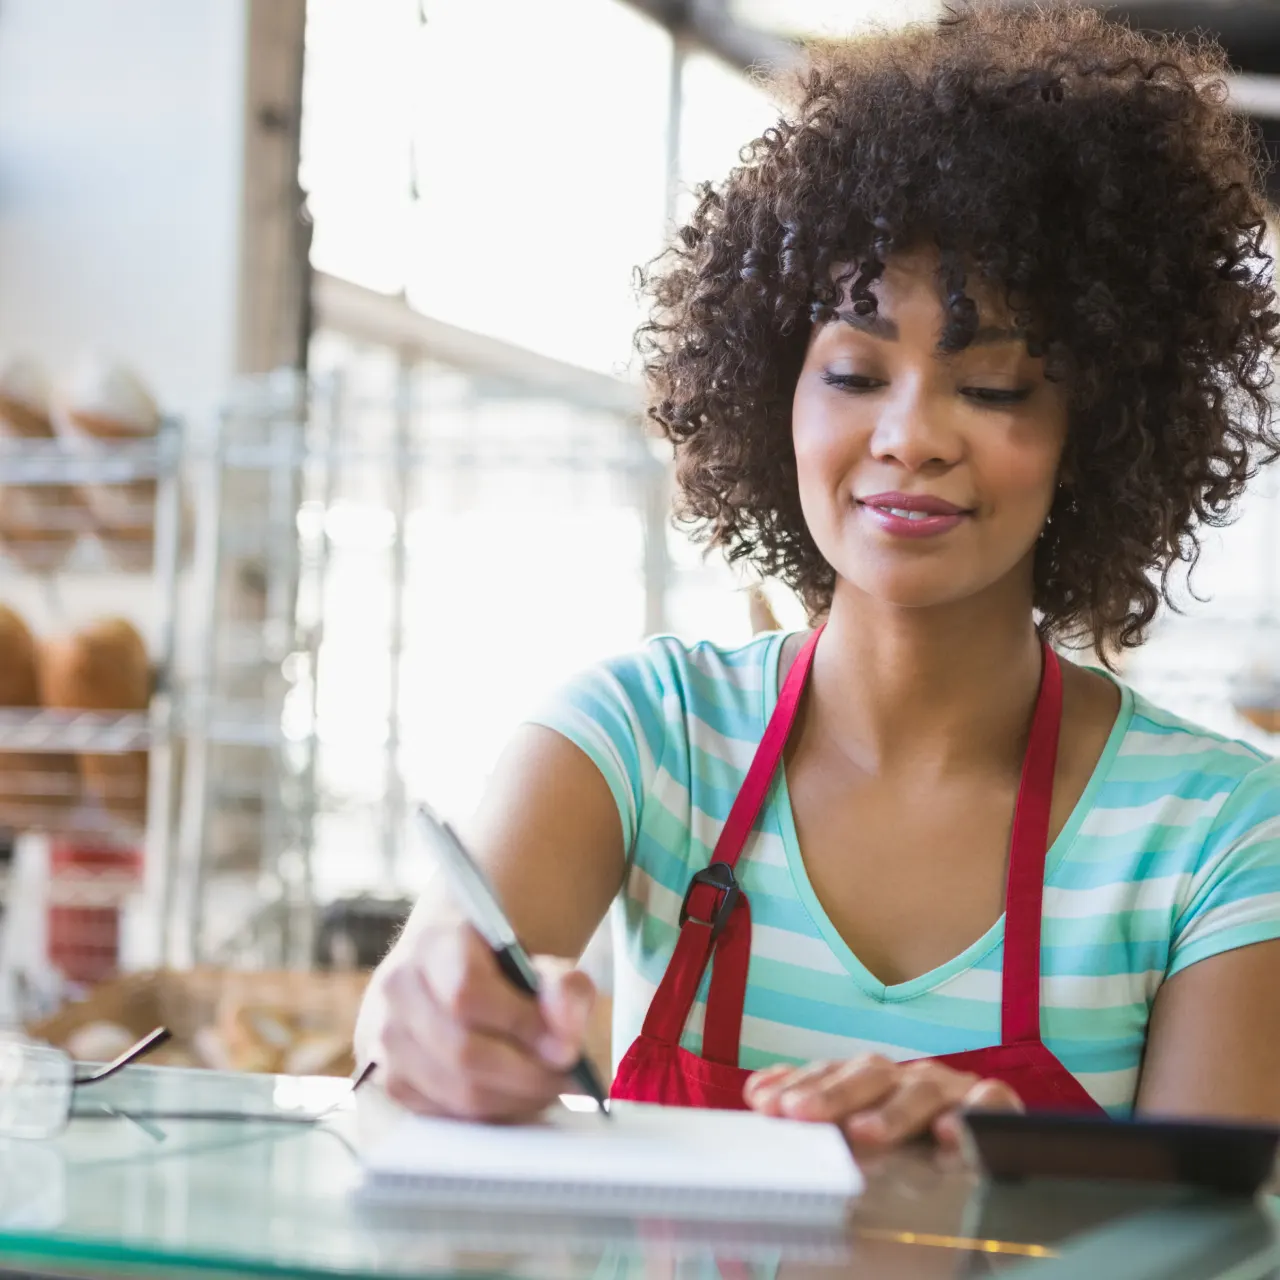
left=868, top=382, right=964, bottom=472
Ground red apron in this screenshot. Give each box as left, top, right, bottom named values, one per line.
left=611, top=626, right=1104, bottom=1115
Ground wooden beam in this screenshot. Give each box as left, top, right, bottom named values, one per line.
left=237, top=0, right=310, bottom=374
left=312, top=273, right=642, bottom=417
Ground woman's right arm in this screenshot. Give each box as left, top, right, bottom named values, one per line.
left=354, top=724, right=627, bottom=1121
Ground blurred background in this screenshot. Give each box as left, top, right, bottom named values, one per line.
left=1, top=0, right=1279, bottom=1075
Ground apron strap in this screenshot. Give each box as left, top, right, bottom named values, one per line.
left=638, top=628, right=822, bottom=1056
left=637, top=877, right=753, bottom=1061
left=638, top=911, right=718, bottom=1045
left=701, top=892, right=752, bottom=1065
left=1001, top=642, right=1062, bottom=1046
left=709, top=626, right=824, bottom=871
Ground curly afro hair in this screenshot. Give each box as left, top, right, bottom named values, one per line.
left=637, top=2, right=1280, bottom=653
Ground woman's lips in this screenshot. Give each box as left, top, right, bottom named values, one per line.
left=855, top=493, right=972, bottom=539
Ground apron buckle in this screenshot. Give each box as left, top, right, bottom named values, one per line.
left=678, top=862, right=741, bottom=944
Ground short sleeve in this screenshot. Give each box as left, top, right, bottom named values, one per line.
left=524, top=644, right=674, bottom=859
left=1167, top=759, right=1280, bottom=979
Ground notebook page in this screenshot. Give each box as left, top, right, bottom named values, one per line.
left=357, top=1096, right=862, bottom=1204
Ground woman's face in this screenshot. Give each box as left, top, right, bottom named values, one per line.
left=792, top=249, right=1069, bottom=614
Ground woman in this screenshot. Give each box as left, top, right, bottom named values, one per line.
left=357, top=3, right=1280, bottom=1149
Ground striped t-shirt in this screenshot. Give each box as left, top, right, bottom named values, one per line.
left=530, top=630, right=1280, bottom=1115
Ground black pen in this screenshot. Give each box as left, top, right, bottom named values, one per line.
left=415, top=802, right=611, bottom=1118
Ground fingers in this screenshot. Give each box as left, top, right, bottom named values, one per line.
left=844, top=1061, right=980, bottom=1148
left=744, top=1061, right=837, bottom=1115
left=424, top=927, right=550, bottom=1052
left=372, top=925, right=595, bottom=1122
left=933, top=1076, right=1023, bottom=1150
left=963, top=1078, right=1023, bottom=1112
left=379, top=997, right=571, bottom=1121
left=533, top=958, right=597, bottom=1069
left=746, top=1054, right=1024, bottom=1153
left=745, top=1055, right=898, bottom=1121
left=744, top=1063, right=792, bottom=1092
left=749, top=1059, right=828, bottom=1090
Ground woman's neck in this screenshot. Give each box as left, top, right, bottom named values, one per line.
left=807, top=577, right=1045, bottom=778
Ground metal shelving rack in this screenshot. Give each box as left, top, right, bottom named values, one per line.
left=0, top=398, right=321, bottom=982
left=163, top=371, right=310, bottom=971
left=0, top=421, right=183, bottom=1011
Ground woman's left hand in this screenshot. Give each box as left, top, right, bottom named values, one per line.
left=743, top=1054, right=1022, bottom=1150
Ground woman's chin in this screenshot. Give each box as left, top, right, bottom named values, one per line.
left=830, top=540, right=1033, bottom=614
left=836, top=571, right=993, bottom=612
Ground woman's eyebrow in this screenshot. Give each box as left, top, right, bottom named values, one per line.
left=834, top=310, right=1024, bottom=349
left=835, top=308, right=898, bottom=340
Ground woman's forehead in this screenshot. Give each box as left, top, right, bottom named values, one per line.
left=831, top=250, right=1010, bottom=311
left=827, top=253, right=1020, bottom=336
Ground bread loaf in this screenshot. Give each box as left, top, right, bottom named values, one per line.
left=53, top=356, right=159, bottom=570
left=38, top=617, right=150, bottom=824
left=0, top=604, right=38, bottom=706
left=0, top=357, right=87, bottom=571
left=0, top=604, right=79, bottom=827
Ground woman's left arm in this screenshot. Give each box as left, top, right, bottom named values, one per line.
left=1139, top=764, right=1280, bottom=1121
left=1136, top=937, right=1280, bottom=1121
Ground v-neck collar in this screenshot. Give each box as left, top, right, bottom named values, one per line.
left=760, top=629, right=1134, bottom=1004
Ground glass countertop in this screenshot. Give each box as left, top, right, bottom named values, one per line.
left=0, top=1065, right=1274, bottom=1279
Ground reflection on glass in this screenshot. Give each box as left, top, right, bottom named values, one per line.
left=0, top=1139, right=65, bottom=1230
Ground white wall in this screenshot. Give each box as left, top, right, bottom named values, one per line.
left=0, top=0, right=251, bottom=646
left=0, top=2, right=254, bottom=983
left=0, top=0, right=248, bottom=423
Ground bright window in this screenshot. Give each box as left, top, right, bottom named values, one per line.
left=302, top=0, right=672, bottom=376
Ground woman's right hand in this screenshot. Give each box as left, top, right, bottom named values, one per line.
left=359, top=919, right=598, bottom=1122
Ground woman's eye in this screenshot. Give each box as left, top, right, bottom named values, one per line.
left=820, top=372, right=1033, bottom=405
left=963, top=386, right=1033, bottom=405
left=820, top=372, right=882, bottom=392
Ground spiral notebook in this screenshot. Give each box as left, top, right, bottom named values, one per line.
left=354, top=1093, right=863, bottom=1223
